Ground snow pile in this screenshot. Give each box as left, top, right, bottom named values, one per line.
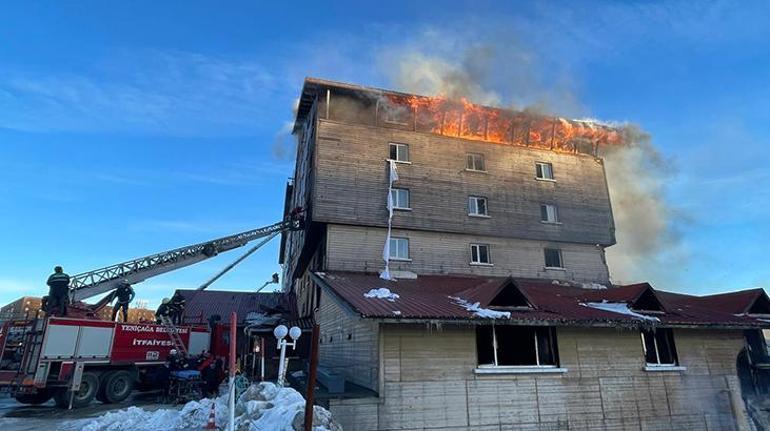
left=364, top=288, right=400, bottom=302
left=450, top=297, right=511, bottom=319
left=580, top=282, right=608, bottom=290
left=73, top=382, right=341, bottom=431
left=581, top=300, right=659, bottom=322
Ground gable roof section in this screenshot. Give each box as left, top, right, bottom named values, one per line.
left=312, top=271, right=770, bottom=329
left=177, top=289, right=299, bottom=325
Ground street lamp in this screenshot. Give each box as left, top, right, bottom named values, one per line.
left=274, top=324, right=301, bottom=386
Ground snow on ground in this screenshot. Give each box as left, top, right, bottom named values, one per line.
left=364, top=288, right=399, bottom=302
left=450, top=297, right=511, bottom=319
left=581, top=301, right=659, bottom=322
left=68, top=382, right=341, bottom=431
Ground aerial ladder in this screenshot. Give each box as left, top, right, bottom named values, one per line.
left=54, top=211, right=304, bottom=353
left=68, top=212, right=303, bottom=303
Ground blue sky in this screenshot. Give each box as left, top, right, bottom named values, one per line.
left=1, top=1, right=768, bottom=308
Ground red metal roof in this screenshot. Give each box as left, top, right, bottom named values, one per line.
left=313, top=272, right=770, bottom=329
left=177, top=289, right=298, bottom=325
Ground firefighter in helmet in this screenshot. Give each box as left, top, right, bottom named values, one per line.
left=46, top=266, right=70, bottom=316
left=111, top=279, right=135, bottom=322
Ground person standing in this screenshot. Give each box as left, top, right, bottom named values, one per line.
left=46, top=266, right=70, bottom=316
left=111, top=279, right=135, bottom=322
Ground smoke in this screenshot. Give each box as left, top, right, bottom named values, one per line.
left=378, top=35, right=682, bottom=286
left=271, top=121, right=295, bottom=160
left=602, top=126, right=683, bottom=284
left=392, top=46, right=502, bottom=106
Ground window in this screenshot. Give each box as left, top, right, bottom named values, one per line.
left=540, top=204, right=559, bottom=223
left=641, top=328, right=678, bottom=366
left=468, top=196, right=488, bottom=216
left=476, top=326, right=558, bottom=367
left=544, top=248, right=563, bottom=268
left=535, top=162, right=554, bottom=180
left=389, top=237, right=409, bottom=260
left=466, top=153, right=486, bottom=171
left=471, top=244, right=491, bottom=265
left=389, top=143, right=410, bottom=163
left=390, top=188, right=410, bottom=209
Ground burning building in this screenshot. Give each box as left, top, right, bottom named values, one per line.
left=279, top=78, right=769, bottom=430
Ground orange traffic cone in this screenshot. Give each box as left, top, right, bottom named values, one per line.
left=203, top=402, right=217, bottom=430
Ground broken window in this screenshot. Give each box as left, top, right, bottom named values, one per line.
left=641, top=328, right=678, bottom=366
left=466, top=153, right=486, bottom=171
left=544, top=248, right=563, bottom=268
left=389, top=237, right=409, bottom=260
left=470, top=244, right=491, bottom=264
left=468, top=196, right=488, bottom=216
left=540, top=204, right=559, bottom=223
left=476, top=326, right=558, bottom=367
left=535, top=162, right=554, bottom=180
left=389, top=143, right=410, bottom=163
left=390, top=188, right=410, bottom=209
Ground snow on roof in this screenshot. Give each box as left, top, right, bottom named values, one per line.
left=364, top=288, right=400, bottom=302
left=581, top=301, right=659, bottom=322
left=450, top=296, right=511, bottom=319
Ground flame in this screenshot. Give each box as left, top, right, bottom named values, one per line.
left=383, top=94, right=625, bottom=155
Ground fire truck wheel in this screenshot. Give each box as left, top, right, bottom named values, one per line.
left=14, top=389, right=54, bottom=405
left=96, top=371, right=116, bottom=403
left=103, top=370, right=134, bottom=404
left=53, top=372, right=99, bottom=408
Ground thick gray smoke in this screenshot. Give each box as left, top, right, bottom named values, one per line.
left=385, top=44, right=680, bottom=285
left=602, top=126, right=680, bottom=284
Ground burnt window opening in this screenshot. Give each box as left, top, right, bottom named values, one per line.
left=632, top=289, right=665, bottom=313
left=382, top=103, right=411, bottom=125
left=476, top=326, right=558, bottom=367
left=641, top=328, right=678, bottom=366
left=544, top=248, right=563, bottom=269
left=489, top=282, right=532, bottom=309
left=347, top=333, right=352, bottom=340
left=748, top=294, right=770, bottom=315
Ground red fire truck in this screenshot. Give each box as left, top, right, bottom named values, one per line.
left=0, top=317, right=209, bottom=407
left=0, top=214, right=303, bottom=407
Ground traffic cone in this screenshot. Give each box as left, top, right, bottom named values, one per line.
left=203, top=402, right=217, bottom=430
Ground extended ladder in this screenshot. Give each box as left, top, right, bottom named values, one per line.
left=159, top=315, right=188, bottom=356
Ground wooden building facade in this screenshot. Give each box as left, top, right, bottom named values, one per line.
left=279, top=78, right=768, bottom=430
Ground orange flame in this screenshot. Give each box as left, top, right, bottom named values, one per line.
left=383, top=94, right=624, bottom=155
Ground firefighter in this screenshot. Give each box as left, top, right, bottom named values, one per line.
left=168, top=292, right=186, bottom=325
left=46, top=266, right=70, bottom=316
left=155, top=298, right=172, bottom=324
left=111, top=279, right=135, bottom=322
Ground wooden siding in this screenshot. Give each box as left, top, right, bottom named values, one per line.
left=317, top=288, right=379, bottom=391
left=325, top=224, right=610, bottom=283
left=329, top=324, right=751, bottom=431
left=313, top=119, right=615, bottom=246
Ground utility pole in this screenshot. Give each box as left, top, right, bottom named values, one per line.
left=303, top=309, right=321, bottom=431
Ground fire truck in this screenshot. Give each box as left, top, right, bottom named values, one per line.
left=0, top=214, right=303, bottom=408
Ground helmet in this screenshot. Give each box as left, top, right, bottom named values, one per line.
left=170, top=349, right=177, bottom=355
left=162, top=298, right=170, bottom=304
left=122, top=279, right=129, bottom=284
left=54, top=266, right=63, bottom=273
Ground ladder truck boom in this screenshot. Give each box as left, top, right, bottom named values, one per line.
left=69, top=214, right=303, bottom=302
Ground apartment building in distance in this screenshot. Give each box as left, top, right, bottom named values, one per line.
left=280, top=78, right=770, bottom=430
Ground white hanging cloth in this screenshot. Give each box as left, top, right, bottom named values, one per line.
left=380, top=160, right=399, bottom=281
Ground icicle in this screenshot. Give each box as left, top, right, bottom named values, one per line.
left=380, top=160, right=398, bottom=281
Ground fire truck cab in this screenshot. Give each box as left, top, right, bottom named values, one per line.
left=0, top=316, right=209, bottom=408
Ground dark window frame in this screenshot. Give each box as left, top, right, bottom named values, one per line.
left=476, top=326, right=559, bottom=367
left=544, top=248, right=564, bottom=268
left=641, top=328, right=679, bottom=366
